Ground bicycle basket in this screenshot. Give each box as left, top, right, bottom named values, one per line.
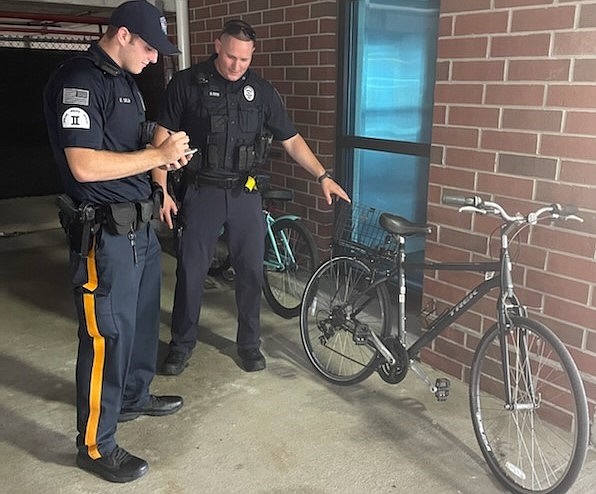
left=334, top=202, right=398, bottom=258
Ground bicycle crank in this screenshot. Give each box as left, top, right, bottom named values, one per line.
left=377, top=337, right=409, bottom=384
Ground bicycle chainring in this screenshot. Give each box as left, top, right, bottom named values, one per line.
left=377, top=336, right=409, bottom=384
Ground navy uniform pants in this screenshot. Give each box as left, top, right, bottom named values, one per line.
left=71, top=223, right=161, bottom=459
left=170, top=186, right=264, bottom=354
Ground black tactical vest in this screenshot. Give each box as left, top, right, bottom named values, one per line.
left=191, top=62, right=267, bottom=175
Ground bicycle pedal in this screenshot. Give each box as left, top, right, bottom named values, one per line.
left=434, top=378, right=450, bottom=402
left=353, top=323, right=369, bottom=344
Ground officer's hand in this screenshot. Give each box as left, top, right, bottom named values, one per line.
left=322, top=178, right=351, bottom=205
left=158, top=131, right=191, bottom=171
left=160, top=192, right=178, bottom=229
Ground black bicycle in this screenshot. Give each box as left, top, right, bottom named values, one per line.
left=300, top=196, right=589, bottom=494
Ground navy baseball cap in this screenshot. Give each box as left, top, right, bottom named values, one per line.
left=111, top=0, right=180, bottom=55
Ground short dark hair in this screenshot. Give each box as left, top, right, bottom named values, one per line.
left=220, top=19, right=256, bottom=42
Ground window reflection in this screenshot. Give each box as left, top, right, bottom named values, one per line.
left=352, top=0, right=439, bottom=143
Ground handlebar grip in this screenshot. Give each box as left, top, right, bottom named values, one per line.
left=553, top=203, right=579, bottom=217
left=442, top=194, right=481, bottom=207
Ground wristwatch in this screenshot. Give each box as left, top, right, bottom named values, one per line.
left=317, top=171, right=333, bottom=183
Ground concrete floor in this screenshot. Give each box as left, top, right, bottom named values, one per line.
left=0, top=195, right=594, bottom=494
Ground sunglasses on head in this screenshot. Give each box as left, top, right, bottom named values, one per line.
left=222, top=20, right=257, bottom=41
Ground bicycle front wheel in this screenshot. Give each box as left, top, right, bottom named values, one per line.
left=300, top=256, right=392, bottom=385
left=263, top=218, right=319, bottom=319
left=470, top=316, right=589, bottom=494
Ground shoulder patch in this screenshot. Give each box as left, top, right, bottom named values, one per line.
left=62, top=88, right=90, bottom=106
left=61, top=107, right=91, bottom=129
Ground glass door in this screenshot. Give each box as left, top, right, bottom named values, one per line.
left=337, top=0, right=440, bottom=287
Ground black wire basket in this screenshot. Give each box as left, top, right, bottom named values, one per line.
left=334, top=202, right=398, bottom=258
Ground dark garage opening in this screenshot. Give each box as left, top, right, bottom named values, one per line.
left=0, top=46, right=167, bottom=200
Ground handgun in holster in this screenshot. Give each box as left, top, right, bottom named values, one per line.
left=56, top=194, right=96, bottom=257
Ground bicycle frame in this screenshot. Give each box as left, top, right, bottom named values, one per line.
left=367, top=221, right=530, bottom=409
left=262, top=211, right=300, bottom=271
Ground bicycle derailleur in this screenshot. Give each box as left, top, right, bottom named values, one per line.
left=377, top=336, right=409, bottom=384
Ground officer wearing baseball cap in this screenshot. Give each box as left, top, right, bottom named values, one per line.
left=111, top=0, right=180, bottom=55
left=43, top=0, right=188, bottom=483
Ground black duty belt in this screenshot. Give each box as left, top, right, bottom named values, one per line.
left=196, top=174, right=241, bottom=189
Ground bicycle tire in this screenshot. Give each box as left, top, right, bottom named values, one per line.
left=470, top=316, right=589, bottom=494
left=263, top=217, right=320, bottom=319
left=300, top=256, right=392, bottom=385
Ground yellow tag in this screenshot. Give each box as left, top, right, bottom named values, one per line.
left=245, top=175, right=257, bottom=191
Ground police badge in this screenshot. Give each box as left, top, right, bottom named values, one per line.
left=243, top=85, right=255, bottom=102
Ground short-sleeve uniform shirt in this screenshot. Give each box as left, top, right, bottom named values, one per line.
left=157, top=55, right=297, bottom=173
left=43, top=42, right=151, bottom=204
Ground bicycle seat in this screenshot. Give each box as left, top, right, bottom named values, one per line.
left=379, top=213, right=431, bottom=237
left=262, top=189, right=293, bottom=201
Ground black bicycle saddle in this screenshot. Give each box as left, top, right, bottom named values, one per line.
left=379, top=213, right=431, bottom=237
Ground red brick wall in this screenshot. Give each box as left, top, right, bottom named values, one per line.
left=187, top=0, right=338, bottom=249
left=426, top=0, right=596, bottom=414
left=182, top=1, right=595, bottom=409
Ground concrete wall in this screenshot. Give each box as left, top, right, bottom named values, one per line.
left=424, top=0, right=595, bottom=417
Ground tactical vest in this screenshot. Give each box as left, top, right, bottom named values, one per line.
left=190, top=62, right=271, bottom=174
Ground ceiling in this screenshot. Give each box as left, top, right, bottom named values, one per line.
left=0, top=1, right=178, bottom=38
left=0, top=1, right=113, bottom=38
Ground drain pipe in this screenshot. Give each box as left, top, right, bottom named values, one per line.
left=175, top=0, right=190, bottom=70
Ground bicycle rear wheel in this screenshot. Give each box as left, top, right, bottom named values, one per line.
left=263, top=218, right=319, bottom=319
left=470, top=316, right=589, bottom=494
left=300, top=256, right=391, bottom=385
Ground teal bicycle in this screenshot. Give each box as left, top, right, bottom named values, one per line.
left=210, top=188, right=319, bottom=319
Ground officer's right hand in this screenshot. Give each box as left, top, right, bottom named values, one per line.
left=160, top=192, right=178, bottom=230
left=158, top=131, right=191, bottom=171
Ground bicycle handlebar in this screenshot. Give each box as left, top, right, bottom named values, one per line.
left=442, top=194, right=584, bottom=224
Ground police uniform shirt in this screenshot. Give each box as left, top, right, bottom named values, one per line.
left=43, top=42, right=151, bottom=204
left=157, top=55, right=297, bottom=175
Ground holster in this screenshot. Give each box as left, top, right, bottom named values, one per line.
left=56, top=194, right=97, bottom=257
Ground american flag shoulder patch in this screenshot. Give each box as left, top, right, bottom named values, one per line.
left=63, top=88, right=90, bottom=106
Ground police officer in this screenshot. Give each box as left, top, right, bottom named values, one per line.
left=151, top=20, right=350, bottom=376
left=43, top=0, right=190, bottom=483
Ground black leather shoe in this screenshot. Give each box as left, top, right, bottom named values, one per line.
left=118, top=395, right=184, bottom=422
left=238, top=348, right=266, bottom=372
left=76, top=446, right=148, bottom=483
left=160, top=349, right=192, bottom=375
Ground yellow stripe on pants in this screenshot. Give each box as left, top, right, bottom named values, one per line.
left=82, top=242, right=105, bottom=460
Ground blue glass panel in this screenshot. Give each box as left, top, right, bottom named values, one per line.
left=352, top=148, right=428, bottom=255
left=351, top=0, right=439, bottom=143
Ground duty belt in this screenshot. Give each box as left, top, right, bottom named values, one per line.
left=196, top=174, right=241, bottom=189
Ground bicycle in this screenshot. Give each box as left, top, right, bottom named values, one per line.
left=210, top=187, right=319, bottom=319
left=299, top=196, right=590, bottom=494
